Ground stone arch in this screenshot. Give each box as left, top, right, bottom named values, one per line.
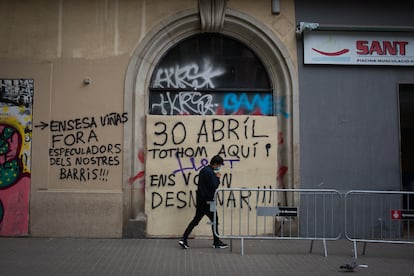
left=123, top=8, right=299, bottom=231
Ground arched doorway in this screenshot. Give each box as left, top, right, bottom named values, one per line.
left=123, top=8, right=298, bottom=237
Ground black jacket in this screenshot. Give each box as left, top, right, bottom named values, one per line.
left=196, top=165, right=220, bottom=202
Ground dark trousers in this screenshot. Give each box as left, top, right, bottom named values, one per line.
left=183, top=197, right=220, bottom=244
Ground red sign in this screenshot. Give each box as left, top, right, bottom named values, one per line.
left=391, top=210, right=402, bottom=220
left=304, top=32, right=414, bottom=66
left=356, top=40, right=408, bottom=56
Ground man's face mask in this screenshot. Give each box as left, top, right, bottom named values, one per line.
left=214, top=166, right=221, bottom=171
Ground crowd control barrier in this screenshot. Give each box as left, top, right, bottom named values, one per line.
left=344, top=190, right=414, bottom=258
left=212, top=188, right=343, bottom=256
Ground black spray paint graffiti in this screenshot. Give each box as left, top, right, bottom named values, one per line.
left=150, top=155, right=238, bottom=209
left=150, top=174, right=276, bottom=210
left=151, top=117, right=269, bottom=144
left=147, top=118, right=270, bottom=160
left=35, top=112, right=128, bottom=182
left=147, top=117, right=274, bottom=209
left=150, top=91, right=216, bottom=115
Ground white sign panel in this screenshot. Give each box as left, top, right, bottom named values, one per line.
left=304, top=32, right=414, bottom=66
left=145, top=115, right=278, bottom=236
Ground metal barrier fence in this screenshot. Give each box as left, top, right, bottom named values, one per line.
left=345, top=190, right=414, bottom=258
left=212, top=188, right=343, bottom=256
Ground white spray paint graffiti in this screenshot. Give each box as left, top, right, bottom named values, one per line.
left=151, top=92, right=216, bottom=115
left=153, top=60, right=225, bottom=89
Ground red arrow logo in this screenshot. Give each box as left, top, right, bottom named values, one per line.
left=312, top=48, right=349, bottom=56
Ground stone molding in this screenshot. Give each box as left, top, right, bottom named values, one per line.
left=198, top=0, right=227, bottom=32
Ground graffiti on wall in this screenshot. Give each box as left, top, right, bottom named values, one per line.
left=149, top=91, right=283, bottom=116
left=145, top=115, right=278, bottom=236
left=35, top=112, right=128, bottom=183
left=153, top=60, right=225, bottom=90
left=0, top=79, right=33, bottom=236
left=149, top=59, right=277, bottom=116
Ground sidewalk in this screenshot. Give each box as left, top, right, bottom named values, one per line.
left=0, top=237, right=413, bottom=276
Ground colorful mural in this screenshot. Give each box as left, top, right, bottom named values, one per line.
left=0, top=79, right=33, bottom=236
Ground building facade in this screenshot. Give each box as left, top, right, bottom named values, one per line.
left=296, top=0, right=414, bottom=193
left=0, top=0, right=298, bottom=237
left=0, top=0, right=412, bottom=238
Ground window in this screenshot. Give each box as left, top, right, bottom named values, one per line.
left=149, top=33, right=273, bottom=115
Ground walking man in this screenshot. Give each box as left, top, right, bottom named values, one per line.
left=179, top=155, right=228, bottom=249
